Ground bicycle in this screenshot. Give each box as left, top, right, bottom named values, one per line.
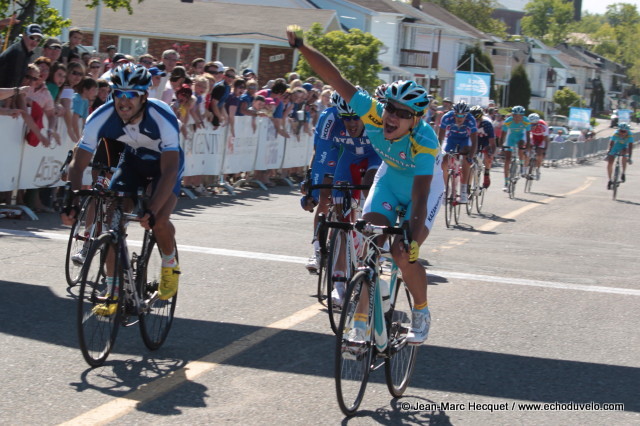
left=64, top=163, right=114, bottom=287
left=523, top=147, right=537, bottom=194
left=67, top=188, right=178, bottom=367
left=318, top=210, right=418, bottom=416
left=311, top=182, right=370, bottom=335
left=504, top=146, right=520, bottom=199
left=466, top=152, right=486, bottom=215
left=610, top=153, right=626, bottom=201
left=444, top=153, right=462, bottom=228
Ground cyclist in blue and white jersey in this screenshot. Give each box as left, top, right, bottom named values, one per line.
left=438, top=100, right=478, bottom=203
left=301, top=92, right=381, bottom=282
left=606, top=122, right=633, bottom=189
left=470, top=105, right=496, bottom=188
left=500, top=105, right=531, bottom=190
left=62, top=64, right=184, bottom=310
left=288, top=27, right=444, bottom=345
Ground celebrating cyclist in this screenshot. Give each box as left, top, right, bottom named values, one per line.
left=470, top=105, right=496, bottom=188
left=527, top=113, right=549, bottom=180
left=606, top=122, right=633, bottom=189
left=287, top=26, right=444, bottom=345
left=438, top=100, right=478, bottom=203
left=61, top=64, right=184, bottom=312
left=500, top=106, right=531, bottom=191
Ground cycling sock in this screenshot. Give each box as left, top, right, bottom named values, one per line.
left=461, top=184, right=468, bottom=194
left=414, top=301, right=428, bottom=311
left=312, top=239, right=320, bottom=252
left=161, top=249, right=177, bottom=267
left=105, top=276, right=119, bottom=296
left=354, top=313, right=368, bottom=330
left=333, top=270, right=345, bottom=278
left=484, top=171, right=490, bottom=176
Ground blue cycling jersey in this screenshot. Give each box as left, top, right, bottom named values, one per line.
left=609, top=131, right=634, bottom=155
left=440, top=110, right=477, bottom=141
left=503, top=115, right=531, bottom=146
left=477, top=116, right=495, bottom=147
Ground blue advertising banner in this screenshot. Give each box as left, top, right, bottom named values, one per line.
left=453, top=71, right=491, bottom=106
left=618, top=109, right=631, bottom=123
left=568, top=107, right=591, bottom=129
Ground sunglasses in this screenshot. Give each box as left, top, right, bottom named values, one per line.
left=71, top=71, right=84, bottom=77
left=140, top=60, right=153, bottom=65
left=384, top=102, right=415, bottom=120
left=29, top=36, right=42, bottom=42
left=455, top=113, right=466, bottom=118
left=339, top=114, right=360, bottom=122
left=46, top=45, right=61, bottom=50
left=113, top=89, right=145, bottom=99
left=90, top=65, right=101, bottom=69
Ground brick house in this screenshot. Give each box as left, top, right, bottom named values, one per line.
left=68, top=0, right=340, bottom=83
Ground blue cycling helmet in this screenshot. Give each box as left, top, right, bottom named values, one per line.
left=110, top=63, right=152, bottom=91
left=384, top=80, right=429, bottom=115
left=330, top=91, right=354, bottom=115
left=618, top=122, right=630, bottom=132
left=511, top=105, right=526, bottom=115
left=453, top=100, right=470, bottom=114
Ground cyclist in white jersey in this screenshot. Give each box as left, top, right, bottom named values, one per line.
left=61, top=64, right=183, bottom=308
left=287, top=26, right=444, bottom=345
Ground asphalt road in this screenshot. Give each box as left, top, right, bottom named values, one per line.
left=0, top=123, right=638, bottom=425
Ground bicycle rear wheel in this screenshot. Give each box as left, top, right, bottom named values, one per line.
left=77, top=233, right=122, bottom=367
left=466, top=165, right=477, bottom=216
left=138, top=232, right=178, bottom=350
left=524, top=160, right=535, bottom=193
left=453, top=174, right=461, bottom=225
left=444, top=174, right=454, bottom=228
left=327, top=229, right=350, bottom=335
left=508, top=161, right=518, bottom=199
left=335, top=271, right=374, bottom=416
left=476, top=185, right=485, bottom=214
left=384, top=278, right=417, bottom=397
left=612, top=163, right=619, bottom=200
left=65, top=196, right=95, bottom=287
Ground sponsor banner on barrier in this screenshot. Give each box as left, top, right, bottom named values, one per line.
left=182, top=125, right=225, bottom=176
left=0, top=116, right=26, bottom=192
left=254, top=118, right=285, bottom=171
left=281, top=127, right=313, bottom=169
left=222, top=117, right=260, bottom=174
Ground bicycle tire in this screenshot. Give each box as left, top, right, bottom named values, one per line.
left=444, top=173, right=453, bottom=228
left=65, top=196, right=91, bottom=287
left=612, top=162, right=619, bottom=200
left=77, top=233, right=123, bottom=367
left=316, top=248, right=328, bottom=305
left=335, top=271, right=374, bottom=416
left=524, top=159, right=535, bottom=193
left=453, top=173, right=461, bottom=225
left=327, top=228, right=349, bottom=335
left=384, top=278, right=417, bottom=397
left=138, top=232, right=178, bottom=350
left=466, top=164, right=477, bottom=216
left=508, top=161, right=518, bottom=199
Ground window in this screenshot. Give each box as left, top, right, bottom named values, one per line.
left=118, top=36, right=148, bottom=57
left=218, top=46, right=253, bottom=70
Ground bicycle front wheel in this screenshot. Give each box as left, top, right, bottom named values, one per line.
left=612, top=163, right=619, bottom=200
left=524, top=160, right=535, bottom=193
left=508, top=161, right=518, bottom=199
left=77, top=233, right=122, bottom=367
left=335, top=271, right=374, bottom=416
left=444, top=174, right=454, bottom=228
left=466, top=166, right=477, bottom=216
left=65, top=196, right=94, bottom=287
left=138, top=233, right=178, bottom=350
left=384, top=278, right=418, bottom=397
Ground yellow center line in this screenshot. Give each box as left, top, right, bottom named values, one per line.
left=59, top=303, right=324, bottom=426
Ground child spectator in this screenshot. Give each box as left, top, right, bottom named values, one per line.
left=71, top=77, right=98, bottom=143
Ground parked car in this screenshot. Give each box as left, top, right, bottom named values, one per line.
left=568, top=129, right=583, bottom=141
left=549, top=114, right=568, bottom=127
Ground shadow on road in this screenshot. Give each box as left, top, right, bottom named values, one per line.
left=3, top=279, right=638, bottom=417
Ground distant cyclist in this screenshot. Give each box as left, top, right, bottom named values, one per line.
left=527, top=113, right=549, bottom=180
left=438, top=100, right=478, bottom=203
left=62, top=64, right=183, bottom=312
left=500, top=106, right=531, bottom=190
left=606, top=122, right=633, bottom=189
left=470, top=105, right=496, bottom=188
left=287, top=26, right=444, bottom=345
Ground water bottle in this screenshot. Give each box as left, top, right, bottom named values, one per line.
left=379, top=278, right=390, bottom=313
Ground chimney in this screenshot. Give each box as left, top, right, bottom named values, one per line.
left=412, top=0, right=422, bottom=10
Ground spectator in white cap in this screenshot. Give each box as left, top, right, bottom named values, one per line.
left=0, top=23, right=42, bottom=107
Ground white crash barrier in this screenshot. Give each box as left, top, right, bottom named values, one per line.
left=545, top=132, right=638, bottom=164
left=1, top=113, right=314, bottom=193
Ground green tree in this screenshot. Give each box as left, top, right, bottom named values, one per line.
left=521, top=0, right=574, bottom=45
left=507, top=64, right=531, bottom=109
left=457, top=44, right=496, bottom=100
left=427, top=0, right=507, bottom=37
left=295, top=23, right=382, bottom=92
left=553, top=87, right=583, bottom=115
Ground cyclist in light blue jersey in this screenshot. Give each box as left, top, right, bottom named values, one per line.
left=606, top=122, right=633, bottom=189
left=288, top=27, right=444, bottom=345
left=500, top=105, right=531, bottom=190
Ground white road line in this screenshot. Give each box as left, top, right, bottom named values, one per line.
left=2, top=227, right=638, bottom=296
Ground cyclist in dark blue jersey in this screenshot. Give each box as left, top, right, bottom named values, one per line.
left=62, top=64, right=183, bottom=308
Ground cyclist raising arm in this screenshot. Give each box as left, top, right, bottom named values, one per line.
left=287, top=26, right=444, bottom=344
left=61, top=64, right=183, bottom=304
